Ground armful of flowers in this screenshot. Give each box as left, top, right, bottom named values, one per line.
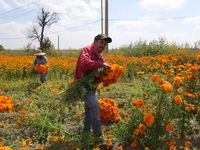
left=60, top=62, right=123, bottom=104
left=35, top=64, right=49, bottom=74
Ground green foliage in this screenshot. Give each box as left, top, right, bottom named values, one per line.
left=119, top=37, right=179, bottom=57
left=23, top=43, right=35, bottom=53
left=61, top=73, right=96, bottom=104
left=0, top=44, right=5, bottom=51
left=41, top=37, right=56, bottom=55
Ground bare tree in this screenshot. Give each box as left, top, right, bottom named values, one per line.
left=27, top=7, right=59, bottom=50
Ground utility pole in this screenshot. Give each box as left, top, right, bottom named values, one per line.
left=105, top=0, right=108, bottom=53
left=101, top=0, right=103, bottom=34
left=58, top=35, right=59, bottom=51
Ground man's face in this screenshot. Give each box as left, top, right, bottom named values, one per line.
left=94, top=39, right=108, bottom=53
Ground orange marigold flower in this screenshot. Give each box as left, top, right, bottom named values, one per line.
left=185, top=141, right=192, bottom=148
left=197, top=55, right=200, bottom=61
left=173, top=77, right=183, bottom=85
left=166, top=124, right=173, bottom=132
left=98, top=98, right=120, bottom=123
left=177, top=88, right=182, bottom=94
left=140, top=133, right=146, bottom=138
left=190, top=67, right=197, bottom=72
left=138, top=124, right=146, bottom=131
left=197, top=106, right=200, bottom=115
left=76, top=113, right=81, bottom=118
left=124, top=114, right=129, bottom=117
left=133, top=101, right=137, bottom=107
left=115, top=117, right=121, bottom=123
left=136, top=99, right=144, bottom=108
left=165, top=139, right=176, bottom=147
left=117, top=145, right=123, bottom=150
left=151, top=74, right=160, bottom=82
left=174, top=95, right=182, bottom=104
left=162, top=82, right=173, bottom=93
left=144, top=112, right=154, bottom=125
left=131, top=139, right=138, bottom=147
left=0, top=146, right=12, bottom=150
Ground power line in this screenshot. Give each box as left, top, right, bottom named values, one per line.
left=0, top=0, right=67, bottom=23
left=0, top=0, right=41, bottom=16
left=46, top=20, right=101, bottom=35
left=0, top=20, right=101, bottom=39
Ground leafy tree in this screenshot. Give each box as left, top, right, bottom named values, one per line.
left=0, top=45, right=5, bottom=51
left=42, top=37, right=55, bottom=55
left=26, top=7, right=59, bottom=50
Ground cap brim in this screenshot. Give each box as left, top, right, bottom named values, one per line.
left=101, top=37, right=112, bottom=43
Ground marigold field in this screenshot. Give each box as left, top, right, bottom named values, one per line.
left=0, top=48, right=200, bottom=150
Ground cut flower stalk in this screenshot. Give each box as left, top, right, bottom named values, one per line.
left=60, top=63, right=123, bottom=104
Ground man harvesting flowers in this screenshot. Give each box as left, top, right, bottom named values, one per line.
left=33, top=49, right=49, bottom=84
left=74, top=34, right=112, bottom=139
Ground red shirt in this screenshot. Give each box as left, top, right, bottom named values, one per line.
left=74, top=44, right=105, bottom=83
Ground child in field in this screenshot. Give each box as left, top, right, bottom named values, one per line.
left=33, top=49, right=49, bottom=84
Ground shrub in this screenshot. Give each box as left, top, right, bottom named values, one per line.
left=0, top=44, right=5, bottom=51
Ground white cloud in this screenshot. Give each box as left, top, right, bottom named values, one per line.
left=167, top=18, right=173, bottom=22
left=140, top=0, right=187, bottom=11
left=0, top=0, right=12, bottom=10
left=112, top=16, right=163, bottom=29
left=57, top=15, right=81, bottom=27
left=161, top=32, right=196, bottom=45
left=193, top=26, right=200, bottom=33
left=183, top=16, right=200, bottom=24
left=90, top=0, right=101, bottom=9
left=40, top=0, right=99, bottom=21
left=0, top=21, right=36, bottom=49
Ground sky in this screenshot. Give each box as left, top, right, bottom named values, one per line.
left=0, top=0, right=200, bottom=50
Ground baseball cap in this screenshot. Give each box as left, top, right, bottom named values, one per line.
left=94, top=34, right=112, bottom=43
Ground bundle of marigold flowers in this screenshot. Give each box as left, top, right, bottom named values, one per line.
left=60, top=62, right=123, bottom=104
left=100, top=62, right=123, bottom=87
left=35, top=64, right=49, bottom=74
left=98, top=98, right=120, bottom=123
left=0, top=96, right=14, bottom=113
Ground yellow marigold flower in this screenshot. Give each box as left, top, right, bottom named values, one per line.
left=166, top=124, right=173, bottom=132
left=144, top=112, right=154, bottom=125
left=174, top=95, right=182, bottom=104
left=151, top=74, right=160, bottom=82
left=185, top=141, right=192, bottom=148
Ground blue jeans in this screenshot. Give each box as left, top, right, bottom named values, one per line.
left=39, top=71, right=48, bottom=84
left=83, top=91, right=102, bottom=138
